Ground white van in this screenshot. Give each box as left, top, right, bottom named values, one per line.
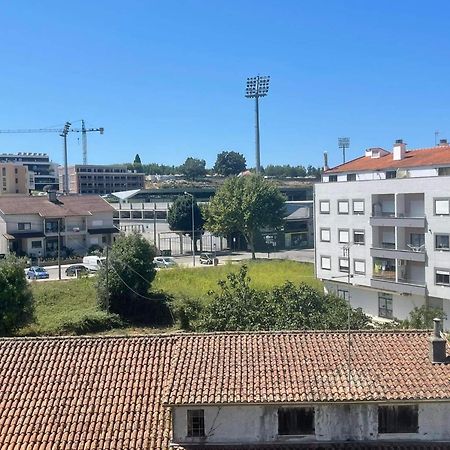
left=82, top=255, right=106, bottom=271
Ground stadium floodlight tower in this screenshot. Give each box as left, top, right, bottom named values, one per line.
left=338, top=137, right=350, bottom=164
left=245, top=75, right=270, bottom=173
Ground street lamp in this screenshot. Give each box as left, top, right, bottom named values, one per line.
left=338, top=137, right=350, bottom=164
left=245, top=75, right=270, bottom=174
left=184, top=192, right=195, bottom=267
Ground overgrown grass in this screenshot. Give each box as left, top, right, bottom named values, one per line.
left=153, top=260, right=320, bottom=302
left=16, top=260, right=320, bottom=336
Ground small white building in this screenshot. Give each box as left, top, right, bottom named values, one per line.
left=315, top=139, right=450, bottom=327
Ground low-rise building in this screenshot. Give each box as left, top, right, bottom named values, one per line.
left=0, top=327, right=449, bottom=448
left=315, top=139, right=450, bottom=327
left=0, top=163, right=29, bottom=194
left=0, top=192, right=119, bottom=257
left=60, top=164, right=145, bottom=195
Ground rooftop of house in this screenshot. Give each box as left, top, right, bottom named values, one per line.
left=0, top=194, right=115, bottom=217
left=0, top=330, right=449, bottom=449
left=325, top=143, right=450, bottom=174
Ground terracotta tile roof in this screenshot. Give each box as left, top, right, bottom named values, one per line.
left=325, top=145, right=450, bottom=174
left=0, top=331, right=449, bottom=449
left=0, top=194, right=114, bottom=217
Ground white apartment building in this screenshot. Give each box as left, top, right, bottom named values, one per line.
left=315, top=139, right=450, bottom=327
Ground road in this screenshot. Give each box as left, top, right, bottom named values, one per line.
left=29, top=249, right=315, bottom=281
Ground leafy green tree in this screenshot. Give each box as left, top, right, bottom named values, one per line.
left=205, top=175, right=286, bottom=258
left=400, top=305, right=447, bottom=329
left=168, top=195, right=205, bottom=252
left=214, top=151, right=246, bottom=176
left=132, top=153, right=143, bottom=173
left=96, top=233, right=156, bottom=319
left=197, top=266, right=370, bottom=332
left=134, top=154, right=142, bottom=165
left=0, top=256, right=34, bottom=335
left=181, top=157, right=207, bottom=180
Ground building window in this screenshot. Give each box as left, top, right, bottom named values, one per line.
left=320, top=228, right=331, bottom=242
left=378, top=292, right=393, bottom=319
left=435, top=234, right=450, bottom=251
left=353, top=200, right=365, bottom=215
left=278, top=407, right=315, bottom=435
left=187, top=410, right=205, bottom=437
left=1, top=168, right=5, bottom=176
left=386, top=170, right=397, bottom=179
left=438, top=167, right=450, bottom=176
left=319, top=200, right=330, bottom=214
left=339, top=257, right=349, bottom=272
left=338, top=200, right=349, bottom=214
left=328, top=175, right=337, bottom=182
left=18, top=223, right=32, bottom=231
left=31, top=241, right=42, bottom=249
left=337, top=289, right=349, bottom=301
left=378, top=405, right=418, bottom=434
left=321, top=256, right=331, bottom=270
left=353, top=230, right=365, bottom=245
left=338, top=229, right=349, bottom=243
left=347, top=173, right=356, bottom=181
left=435, top=199, right=450, bottom=215
left=435, top=269, right=450, bottom=286
left=14, top=168, right=18, bottom=174
left=354, top=260, right=366, bottom=275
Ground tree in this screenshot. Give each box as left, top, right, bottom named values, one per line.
left=198, top=266, right=370, bottom=332
left=205, top=175, right=286, bottom=258
left=0, top=256, right=34, bottom=335
left=181, top=157, right=206, bottom=180
left=96, top=233, right=156, bottom=319
left=167, top=195, right=205, bottom=252
left=133, top=154, right=142, bottom=165
left=214, top=151, right=246, bottom=176
left=401, top=305, right=447, bottom=329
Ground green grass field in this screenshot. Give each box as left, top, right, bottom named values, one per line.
left=17, top=260, right=319, bottom=336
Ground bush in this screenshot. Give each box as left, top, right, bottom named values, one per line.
left=0, top=256, right=34, bottom=335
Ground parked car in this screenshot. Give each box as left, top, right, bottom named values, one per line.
left=26, top=266, right=49, bottom=280
left=65, top=264, right=91, bottom=277
left=199, top=253, right=218, bottom=265
left=153, top=257, right=177, bottom=269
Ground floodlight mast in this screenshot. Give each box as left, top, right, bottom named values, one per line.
left=245, top=75, right=270, bottom=174
left=338, top=137, right=350, bottom=164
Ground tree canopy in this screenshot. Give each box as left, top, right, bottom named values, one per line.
left=197, top=266, right=370, bottom=332
left=205, top=175, right=286, bottom=258
left=181, top=157, right=207, bottom=180
left=133, top=154, right=142, bottom=165
left=214, top=151, right=247, bottom=176
left=96, top=233, right=156, bottom=319
left=0, top=256, right=34, bottom=335
left=167, top=195, right=205, bottom=251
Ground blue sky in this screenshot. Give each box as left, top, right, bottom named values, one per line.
left=1, top=1, right=450, bottom=169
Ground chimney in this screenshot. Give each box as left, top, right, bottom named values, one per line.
left=438, top=139, right=448, bottom=146
left=323, top=152, right=329, bottom=171
left=393, top=139, right=406, bottom=161
left=430, top=318, right=447, bottom=364
left=48, top=191, right=58, bottom=203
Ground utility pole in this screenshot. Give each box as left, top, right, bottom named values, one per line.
left=245, top=75, right=270, bottom=173
left=105, top=246, right=109, bottom=312
left=81, top=120, right=88, bottom=165
left=60, top=122, right=71, bottom=194
left=153, top=203, right=157, bottom=248
left=338, top=137, right=350, bottom=164
left=57, top=218, right=62, bottom=280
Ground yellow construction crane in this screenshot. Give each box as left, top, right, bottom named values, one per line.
left=0, top=120, right=104, bottom=193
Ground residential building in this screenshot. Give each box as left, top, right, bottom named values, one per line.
left=0, top=152, right=59, bottom=191
left=0, top=192, right=119, bottom=257
left=59, top=164, right=145, bottom=195
left=315, top=139, right=450, bottom=327
left=0, top=163, right=29, bottom=194
left=0, top=327, right=449, bottom=448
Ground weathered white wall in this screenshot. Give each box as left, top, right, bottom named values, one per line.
left=172, top=402, right=450, bottom=445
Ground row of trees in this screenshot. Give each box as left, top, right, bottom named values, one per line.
left=129, top=152, right=322, bottom=180
left=167, top=175, right=286, bottom=258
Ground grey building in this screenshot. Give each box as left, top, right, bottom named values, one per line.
left=315, top=139, right=450, bottom=327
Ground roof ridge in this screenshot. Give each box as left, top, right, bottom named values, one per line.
left=3, top=328, right=433, bottom=341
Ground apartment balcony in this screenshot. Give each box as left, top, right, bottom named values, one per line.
left=370, top=278, right=426, bottom=295
left=370, top=247, right=426, bottom=262
left=370, top=216, right=426, bottom=228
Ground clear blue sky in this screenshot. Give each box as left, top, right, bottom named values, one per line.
left=1, top=1, right=450, bottom=169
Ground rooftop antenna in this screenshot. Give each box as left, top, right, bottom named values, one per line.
left=435, top=130, right=439, bottom=146
left=338, top=137, right=350, bottom=164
